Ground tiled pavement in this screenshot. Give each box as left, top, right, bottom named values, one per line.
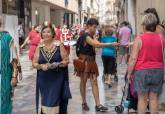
left=12, top=49, right=165, bottom=114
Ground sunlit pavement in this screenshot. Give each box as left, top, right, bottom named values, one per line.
left=12, top=48, right=164, bottom=114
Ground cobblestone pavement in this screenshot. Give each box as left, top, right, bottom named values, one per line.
left=12, top=49, right=164, bottom=114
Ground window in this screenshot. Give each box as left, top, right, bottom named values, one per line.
left=2, top=0, right=17, bottom=15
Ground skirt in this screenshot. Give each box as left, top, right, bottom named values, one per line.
left=77, top=54, right=99, bottom=78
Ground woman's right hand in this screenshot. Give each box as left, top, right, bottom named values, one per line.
left=11, top=77, right=18, bottom=87
left=111, top=42, right=120, bottom=46
left=41, top=64, right=48, bottom=71
left=127, top=74, right=133, bottom=84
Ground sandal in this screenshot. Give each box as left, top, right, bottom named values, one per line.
left=82, top=103, right=90, bottom=111
left=95, top=104, right=108, bottom=112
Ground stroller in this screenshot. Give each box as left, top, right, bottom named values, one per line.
left=115, top=72, right=138, bottom=113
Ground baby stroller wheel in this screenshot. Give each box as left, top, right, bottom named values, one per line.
left=115, top=105, right=124, bottom=113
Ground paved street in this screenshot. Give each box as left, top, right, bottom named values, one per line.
left=12, top=49, right=164, bottom=114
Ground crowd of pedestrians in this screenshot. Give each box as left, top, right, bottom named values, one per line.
left=0, top=7, right=165, bottom=114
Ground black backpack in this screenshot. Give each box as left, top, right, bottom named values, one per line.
left=76, top=35, right=84, bottom=57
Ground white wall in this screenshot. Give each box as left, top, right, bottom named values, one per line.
left=31, top=1, right=50, bottom=25
left=1, top=14, right=19, bottom=54
left=0, top=0, right=2, bottom=14
left=127, top=0, right=136, bottom=35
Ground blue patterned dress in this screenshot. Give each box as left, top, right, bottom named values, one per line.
left=36, top=45, right=71, bottom=114
left=0, top=31, right=13, bottom=114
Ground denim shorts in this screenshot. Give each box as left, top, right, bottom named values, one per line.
left=119, top=45, right=129, bottom=55
left=134, top=68, right=164, bottom=93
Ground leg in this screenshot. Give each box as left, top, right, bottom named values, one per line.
left=107, top=74, right=112, bottom=88
left=90, top=76, right=108, bottom=112
left=90, top=75, right=100, bottom=106
left=104, top=56, right=111, bottom=85
left=80, top=73, right=88, bottom=104
left=124, top=53, right=128, bottom=64
left=101, top=56, right=108, bottom=82
left=149, top=92, right=159, bottom=114
left=124, top=47, right=129, bottom=64
left=138, top=92, right=148, bottom=114
left=118, top=46, right=124, bottom=64
left=118, top=54, right=124, bottom=64
left=59, top=99, right=68, bottom=114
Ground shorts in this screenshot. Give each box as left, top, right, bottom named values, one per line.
left=119, top=45, right=129, bottom=55
left=134, top=68, right=164, bottom=93
left=101, top=56, right=116, bottom=74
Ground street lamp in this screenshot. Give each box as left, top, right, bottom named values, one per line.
left=35, top=9, right=39, bottom=25
left=35, top=9, right=38, bottom=15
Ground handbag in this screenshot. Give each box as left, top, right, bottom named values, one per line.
left=73, top=58, right=85, bottom=73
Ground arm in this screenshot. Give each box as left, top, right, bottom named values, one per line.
left=21, top=36, right=30, bottom=48
left=86, top=36, right=119, bottom=48
left=127, top=37, right=141, bottom=82
left=32, top=46, right=41, bottom=69
left=32, top=46, right=48, bottom=71
left=10, top=41, right=21, bottom=86
left=59, top=44, right=69, bottom=67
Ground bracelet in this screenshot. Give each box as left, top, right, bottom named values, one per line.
left=36, top=64, right=42, bottom=69
left=12, top=77, right=17, bottom=79
left=127, top=71, right=132, bottom=75
left=12, top=68, right=18, bottom=78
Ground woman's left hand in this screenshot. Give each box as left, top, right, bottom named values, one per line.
left=59, top=61, right=69, bottom=67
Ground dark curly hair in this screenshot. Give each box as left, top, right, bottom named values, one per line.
left=87, top=18, right=99, bottom=26
left=41, top=22, right=55, bottom=39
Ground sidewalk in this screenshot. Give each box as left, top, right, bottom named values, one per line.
left=12, top=49, right=164, bottom=114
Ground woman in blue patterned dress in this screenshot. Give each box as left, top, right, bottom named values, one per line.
left=0, top=17, right=21, bottom=114
left=32, top=23, right=71, bottom=114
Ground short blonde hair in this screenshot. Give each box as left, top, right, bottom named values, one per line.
left=104, top=25, right=114, bottom=36
left=142, top=13, right=157, bottom=32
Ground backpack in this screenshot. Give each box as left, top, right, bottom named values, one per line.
left=76, top=35, right=84, bottom=57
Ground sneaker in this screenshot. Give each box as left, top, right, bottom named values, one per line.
left=95, top=104, right=108, bottom=112
left=108, top=84, right=112, bottom=88
left=82, top=103, right=90, bottom=111
left=114, top=75, right=118, bottom=82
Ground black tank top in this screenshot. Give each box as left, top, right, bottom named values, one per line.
left=79, top=32, right=95, bottom=56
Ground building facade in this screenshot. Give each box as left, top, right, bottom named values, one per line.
left=31, top=0, right=79, bottom=28
left=0, top=0, right=32, bottom=35
left=115, top=0, right=165, bottom=35
left=99, top=0, right=117, bottom=25
left=78, top=0, right=99, bottom=26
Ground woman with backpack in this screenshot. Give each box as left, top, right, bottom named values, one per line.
left=74, top=18, right=119, bottom=112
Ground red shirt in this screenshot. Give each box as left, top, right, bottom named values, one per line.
left=55, top=28, right=62, bottom=40
left=135, top=32, right=164, bottom=70
left=28, top=31, right=40, bottom=45
left=28, top=31, right=40, bottom=60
